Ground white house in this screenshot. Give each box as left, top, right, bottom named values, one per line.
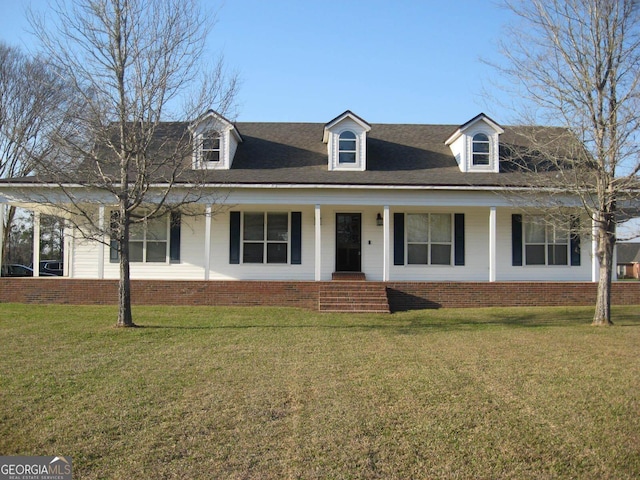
left=0, top=111, right=596, bottom=285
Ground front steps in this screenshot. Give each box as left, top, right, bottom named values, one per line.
left=318, top=282, right=390, bottom=313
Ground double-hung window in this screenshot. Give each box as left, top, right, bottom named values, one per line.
left=406, top=213, right=452, bottom=265
left=110, top=211, right=180, bottom=263
left=242, top=212, right=289, bottom=264
left=129, top=216, right=168, bottom=263
left=338, top=131, right=357, bottom=164
left=524, top=217, right=568, bottom=266
left=472, top=133, right=490, bottom=166
left=201, top=132, right=220, bottom=163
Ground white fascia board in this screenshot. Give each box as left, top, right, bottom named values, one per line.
left=444, top=129, right=463, bottom=146
left=0, top=181, right=569, bottom=194
left=154, top=183, right=567, bottom=194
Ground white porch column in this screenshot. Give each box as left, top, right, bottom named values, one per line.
left=592, top=218, right=599, bottom=282
left=489, top=206, right=497, bottom=282
left=383, top=205, right=390, bottom=281
left=97, top=206, right=105, bottom=279
left=204, top=204, right=212, bottom=280
left=33, top=211, right=41, bottom=277
left=0, top=203, right=4, bottom=275
left=315, top=204, right=322, bottom=281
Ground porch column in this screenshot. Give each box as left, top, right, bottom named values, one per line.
left=383, top=205, right=390, bottom=281
left=97, top=206, right=105, bottom=279
left=489, top=206, right=497, bottom=282
left=33, top=211, right=41, bottom=277
left=592, top=218, right=598, bottom=282
left=315, top=204, right=322, bottom=281
left=0, top=203, right=4, bottom=274
left=204, top=204, right=212, bottom=280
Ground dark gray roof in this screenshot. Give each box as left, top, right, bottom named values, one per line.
left=1, top=121, right=573, bottom=188
left=617, top=243, right=640, bottom=264
left=188, top=121, right=567, bottom=187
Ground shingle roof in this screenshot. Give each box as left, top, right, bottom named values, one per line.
left=617, top=243, right=640, bottom=264
left=0, top=121, right=573, bottom=188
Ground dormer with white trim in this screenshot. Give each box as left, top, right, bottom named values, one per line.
left=445, top=113, right=504, bottom=173
left=189, top=110, right=243, bottom=170
left=323, top=110, right=371, bottom=171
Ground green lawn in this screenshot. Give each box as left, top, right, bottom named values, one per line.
left=1, top=304, right=639, bottom=479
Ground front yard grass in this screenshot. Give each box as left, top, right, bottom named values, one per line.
left=1, top=304, right=639, bottom=479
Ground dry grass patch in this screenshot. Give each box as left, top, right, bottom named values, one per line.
left=1, top=304, right=639, bottom=478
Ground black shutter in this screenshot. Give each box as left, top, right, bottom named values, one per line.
left=229, top=211, right=241, bottom=264
left=109, top=211, right=119, bottom=263
left=454, top=213, right=465, bottom=266
left=394, top=213, right=405, bottom=265
left=170, top=211, right=181, bottom=263
left=512, top=214, right=523, bottom=266
left=291, top=212, right=302, bottom=265
left=570, top=216, right=581, bottom=266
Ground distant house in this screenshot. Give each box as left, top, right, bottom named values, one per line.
left=0, top=111, right=595, bottom=283
left=617, top=243, right=640, bottom=280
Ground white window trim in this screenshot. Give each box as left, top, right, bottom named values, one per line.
left=241, top=211, right=291, bottom=265
left=201, top=132, right=221, bottom=163
left=467, top=129, right=497, bottom=172
left=330, top=128, right=366, bottom=171
left=338, top=130, right=358, bottom=165
left=194, top=130, right=227, bottom=170
left=472, top=133, right=490, bottom=166
left=405, top=213, right=453, bottom=266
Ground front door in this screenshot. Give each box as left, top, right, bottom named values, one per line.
left=336, top=213, right=361, bottom=272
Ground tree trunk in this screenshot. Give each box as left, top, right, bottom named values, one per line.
left=117, top=209, right=135, bottom=327
left=593, top=220, right=614, bottom=326
left=1, top=205, right=16, bottom=264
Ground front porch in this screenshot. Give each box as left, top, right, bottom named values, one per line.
left=0, top=187, right=598, bottom=283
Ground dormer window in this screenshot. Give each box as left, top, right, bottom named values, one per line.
left=339, top=131, right=357, bottom=164
left=472, top=133, right=490, bottom=166
left=445, top=113, right=504, bottom=173
left=323, top=110, right=371, bottom=171
left=188, top=110, right=242, bottom=170
left=202, top=132, right=221, bottom=163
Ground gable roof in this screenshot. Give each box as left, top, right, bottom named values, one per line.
left=188, top=109, right=243, bottom=143
left=445, top=113, right=504, bottom=146
left=0, top=120, right=572, bottom=189
left=617, top=243, right=640, bottom=264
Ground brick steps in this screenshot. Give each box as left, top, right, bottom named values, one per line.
left=318, top=282, right=390, bottom=313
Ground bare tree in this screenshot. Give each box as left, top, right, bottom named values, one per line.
left=0, top=42, right=68, bottom=265
left=494, top=0, right=640, bottom=326
left=29, top=0, right=238, bottom=326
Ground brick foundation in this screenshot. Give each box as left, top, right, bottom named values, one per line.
left=0, top=279, right=638, bottom=311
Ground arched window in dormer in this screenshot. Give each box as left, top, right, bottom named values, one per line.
left=338, top=131, right=357, bottom=164
left=472, top=133, right=490, bottom=166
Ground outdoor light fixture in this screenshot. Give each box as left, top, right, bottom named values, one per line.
left=376, top=213, right=383, bottom=226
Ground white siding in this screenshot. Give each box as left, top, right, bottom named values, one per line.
left=389, top=207, right=490, bottom=281
left=495, top=210, right=592, bottom=281
left=208, top=207, right=316, bottom=281
left=72, top=236, right=100, bottom=278
left=69, top=189, right=594, bottom=282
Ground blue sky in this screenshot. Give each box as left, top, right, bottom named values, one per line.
left=0, top=0, right=514, bottom=124
left=2, top=1, right=637, bottom=237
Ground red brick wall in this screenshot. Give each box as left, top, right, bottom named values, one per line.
left=385, top=282, right=640, bottom=310
left=0, top=279, right=638, bottom=311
